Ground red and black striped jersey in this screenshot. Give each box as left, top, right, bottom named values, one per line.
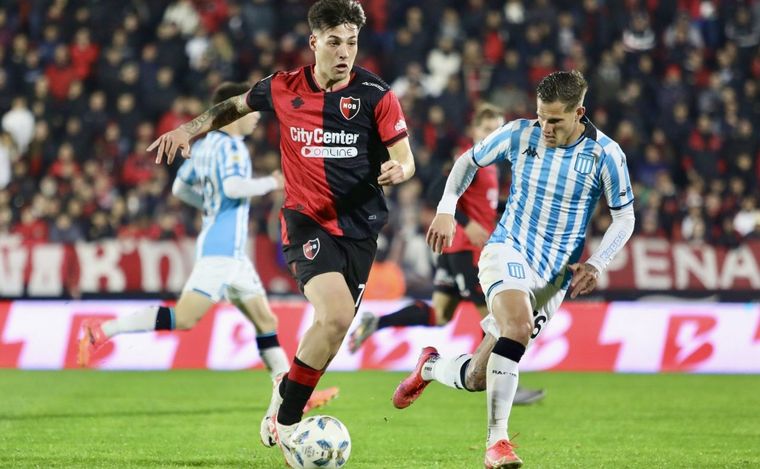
left=246, top=65, right=408, bottom=241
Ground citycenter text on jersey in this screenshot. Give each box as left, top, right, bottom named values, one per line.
left=290, top=127, right=360, bottom=159
left=290, top=127, right=360, bottom=145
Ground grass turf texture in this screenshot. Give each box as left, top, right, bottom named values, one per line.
left=1, top=370, right=758, bottom=468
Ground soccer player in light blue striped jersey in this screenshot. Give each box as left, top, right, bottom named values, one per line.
left=393, top=71, right=635, bottom=468
left=79, top=83, right=289, bottom=378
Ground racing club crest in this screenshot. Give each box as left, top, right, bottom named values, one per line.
left=339, top=97, right=360, bottom=120
left=303, top=238, right=320, bottom=260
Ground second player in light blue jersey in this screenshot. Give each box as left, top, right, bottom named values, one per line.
left=393, top=71, right=636, bottom=468
left=78, top=83, right=292, bottom=378
left=80, top=82, right=339, bottom=412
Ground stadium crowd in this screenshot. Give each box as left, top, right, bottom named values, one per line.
left=1, top=0, right=759, bottom=294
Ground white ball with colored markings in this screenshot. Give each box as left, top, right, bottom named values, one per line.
left=290, top=415, right=351, bottom=468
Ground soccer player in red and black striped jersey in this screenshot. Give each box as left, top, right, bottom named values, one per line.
left=148, top=0, right=414, bottom=464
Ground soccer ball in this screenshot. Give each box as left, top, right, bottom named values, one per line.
left=290, top=415, right=351, bottom=468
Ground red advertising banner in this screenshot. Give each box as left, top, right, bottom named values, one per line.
left=1, top=300, right=758, bottom=373
left=1, top=236, right=759, bottom=297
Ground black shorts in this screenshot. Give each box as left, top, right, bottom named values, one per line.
left=433, top=251, right=486, bottom=305
left=281, top=209, right=377, bottom=310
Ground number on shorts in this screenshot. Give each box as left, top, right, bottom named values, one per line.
left=355, top=283, right=366, bottom=308
left=531, top=310, right=547, bottom=339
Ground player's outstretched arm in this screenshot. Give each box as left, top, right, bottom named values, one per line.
left=223, top=171, right=284, bottom=199
left=378, top=137, right=415, bottom=186
left=147, top=93, right=252, bottom=165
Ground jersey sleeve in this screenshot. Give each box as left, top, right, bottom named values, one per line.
left=176, top=158, right=197, bottom=185
left=374, top=90, right=408, bottom=146
left=471, top=120, right=517, bottom=167
left=600, top=141, right=634, bottom=209
left=245, top=74, right=274, bottom=112
left=221, top=140, right=250, bottom=179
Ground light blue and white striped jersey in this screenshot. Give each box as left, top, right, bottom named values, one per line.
left=472, top=117, right=634, bottom=288
left=176, top=131, right=251, bottom=260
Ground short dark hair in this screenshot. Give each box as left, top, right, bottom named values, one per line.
left=211, top=82, right=250, bottom=105
left=536, top=70, right=588, bottom=111
left=308, top=0, right=366, bottom=32
left=473, top=103, right=504, bottom=127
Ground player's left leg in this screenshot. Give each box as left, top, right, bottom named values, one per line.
left=396, top=259, right=487, bottom=394
left=226, top=259, right=290, bottom=378
left=266, top=272, right=355, bottom=460
left=232, top=294, right=289, bottom=378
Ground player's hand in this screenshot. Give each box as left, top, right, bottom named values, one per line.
left=377, top=160, right=405, bottom=186
left=426, top=213, right=455, bottom=254
left=568, top=263, right=599, bottom=299
left=463, top=220, right=489, bottom=247
left=270, top=170, right=284, bottom=189
left=147, top=127, right=193, bottom=165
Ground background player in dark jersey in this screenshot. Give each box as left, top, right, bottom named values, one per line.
left=148, top=1, right=414, bottom=464
left=348, top=104, right=544, bottom=405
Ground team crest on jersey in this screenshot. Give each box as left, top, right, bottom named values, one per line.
left=574, top=153, right=595, bottom=175
left=303, top=238, right=320, bottom=260
left=339, top=97, right=360, bottom=120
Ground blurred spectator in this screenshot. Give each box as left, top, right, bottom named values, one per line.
left=45, top=45, right=77, bottom=101
left=49, top=213, right=83, bottom=244
left=0, top=132, right=14, bottom=189
left=1, top=96, right=34, bottom=153
left=70, top=28, right=99, bottom=80
left=734, top=196, right=760, bottom=238
left=163, top=0, right=200, bottom=37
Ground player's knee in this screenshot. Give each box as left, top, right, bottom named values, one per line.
left=506, top=318, right=533, bottom=344
left=326, top=311, right=354, bottom=337
left=315, top=305, right=355, bottom=341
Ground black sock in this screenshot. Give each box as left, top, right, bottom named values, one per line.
left=256, top=333, right=280, bottom=351
left=278, top=374, right=288, bottom=399
left=492, top=337, right=526, bottom=362
left=154, top=306, right=174, bottom=330
left=277, top=357, right=321, bottom=426
left=459, top=358, right=476, bottom=392
left=377, top=301, right=434, bottom=329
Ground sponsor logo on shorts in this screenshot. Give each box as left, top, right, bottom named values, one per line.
left=339, top=96, right=360, bottom=120
left=507, top=262, right=525, bottom=279
left=303, top=238, right=320, bottom=260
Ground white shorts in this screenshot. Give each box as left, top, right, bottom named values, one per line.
left=183, top=256, right=265, bottom=303
left=477, top=242, right=567, bottom=345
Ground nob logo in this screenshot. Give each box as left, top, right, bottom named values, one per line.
left=340, top=96, right=360, bottom=120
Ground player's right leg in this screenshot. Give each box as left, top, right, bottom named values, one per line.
left=348, top=254, right=462, bottom=353
left=348, top=299, right=438, bottom=353
left=77, top=304, right=177, bottom=367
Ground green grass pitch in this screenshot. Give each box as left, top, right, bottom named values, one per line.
left=1, top=370, right=758, bottom=468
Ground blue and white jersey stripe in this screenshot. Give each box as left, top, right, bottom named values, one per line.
left=176, top=130, right=251, bottom=260
left=472, top=117, right=634, bottom=288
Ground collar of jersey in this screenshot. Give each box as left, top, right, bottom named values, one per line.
left=305, top=64, right=355, bottom=93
